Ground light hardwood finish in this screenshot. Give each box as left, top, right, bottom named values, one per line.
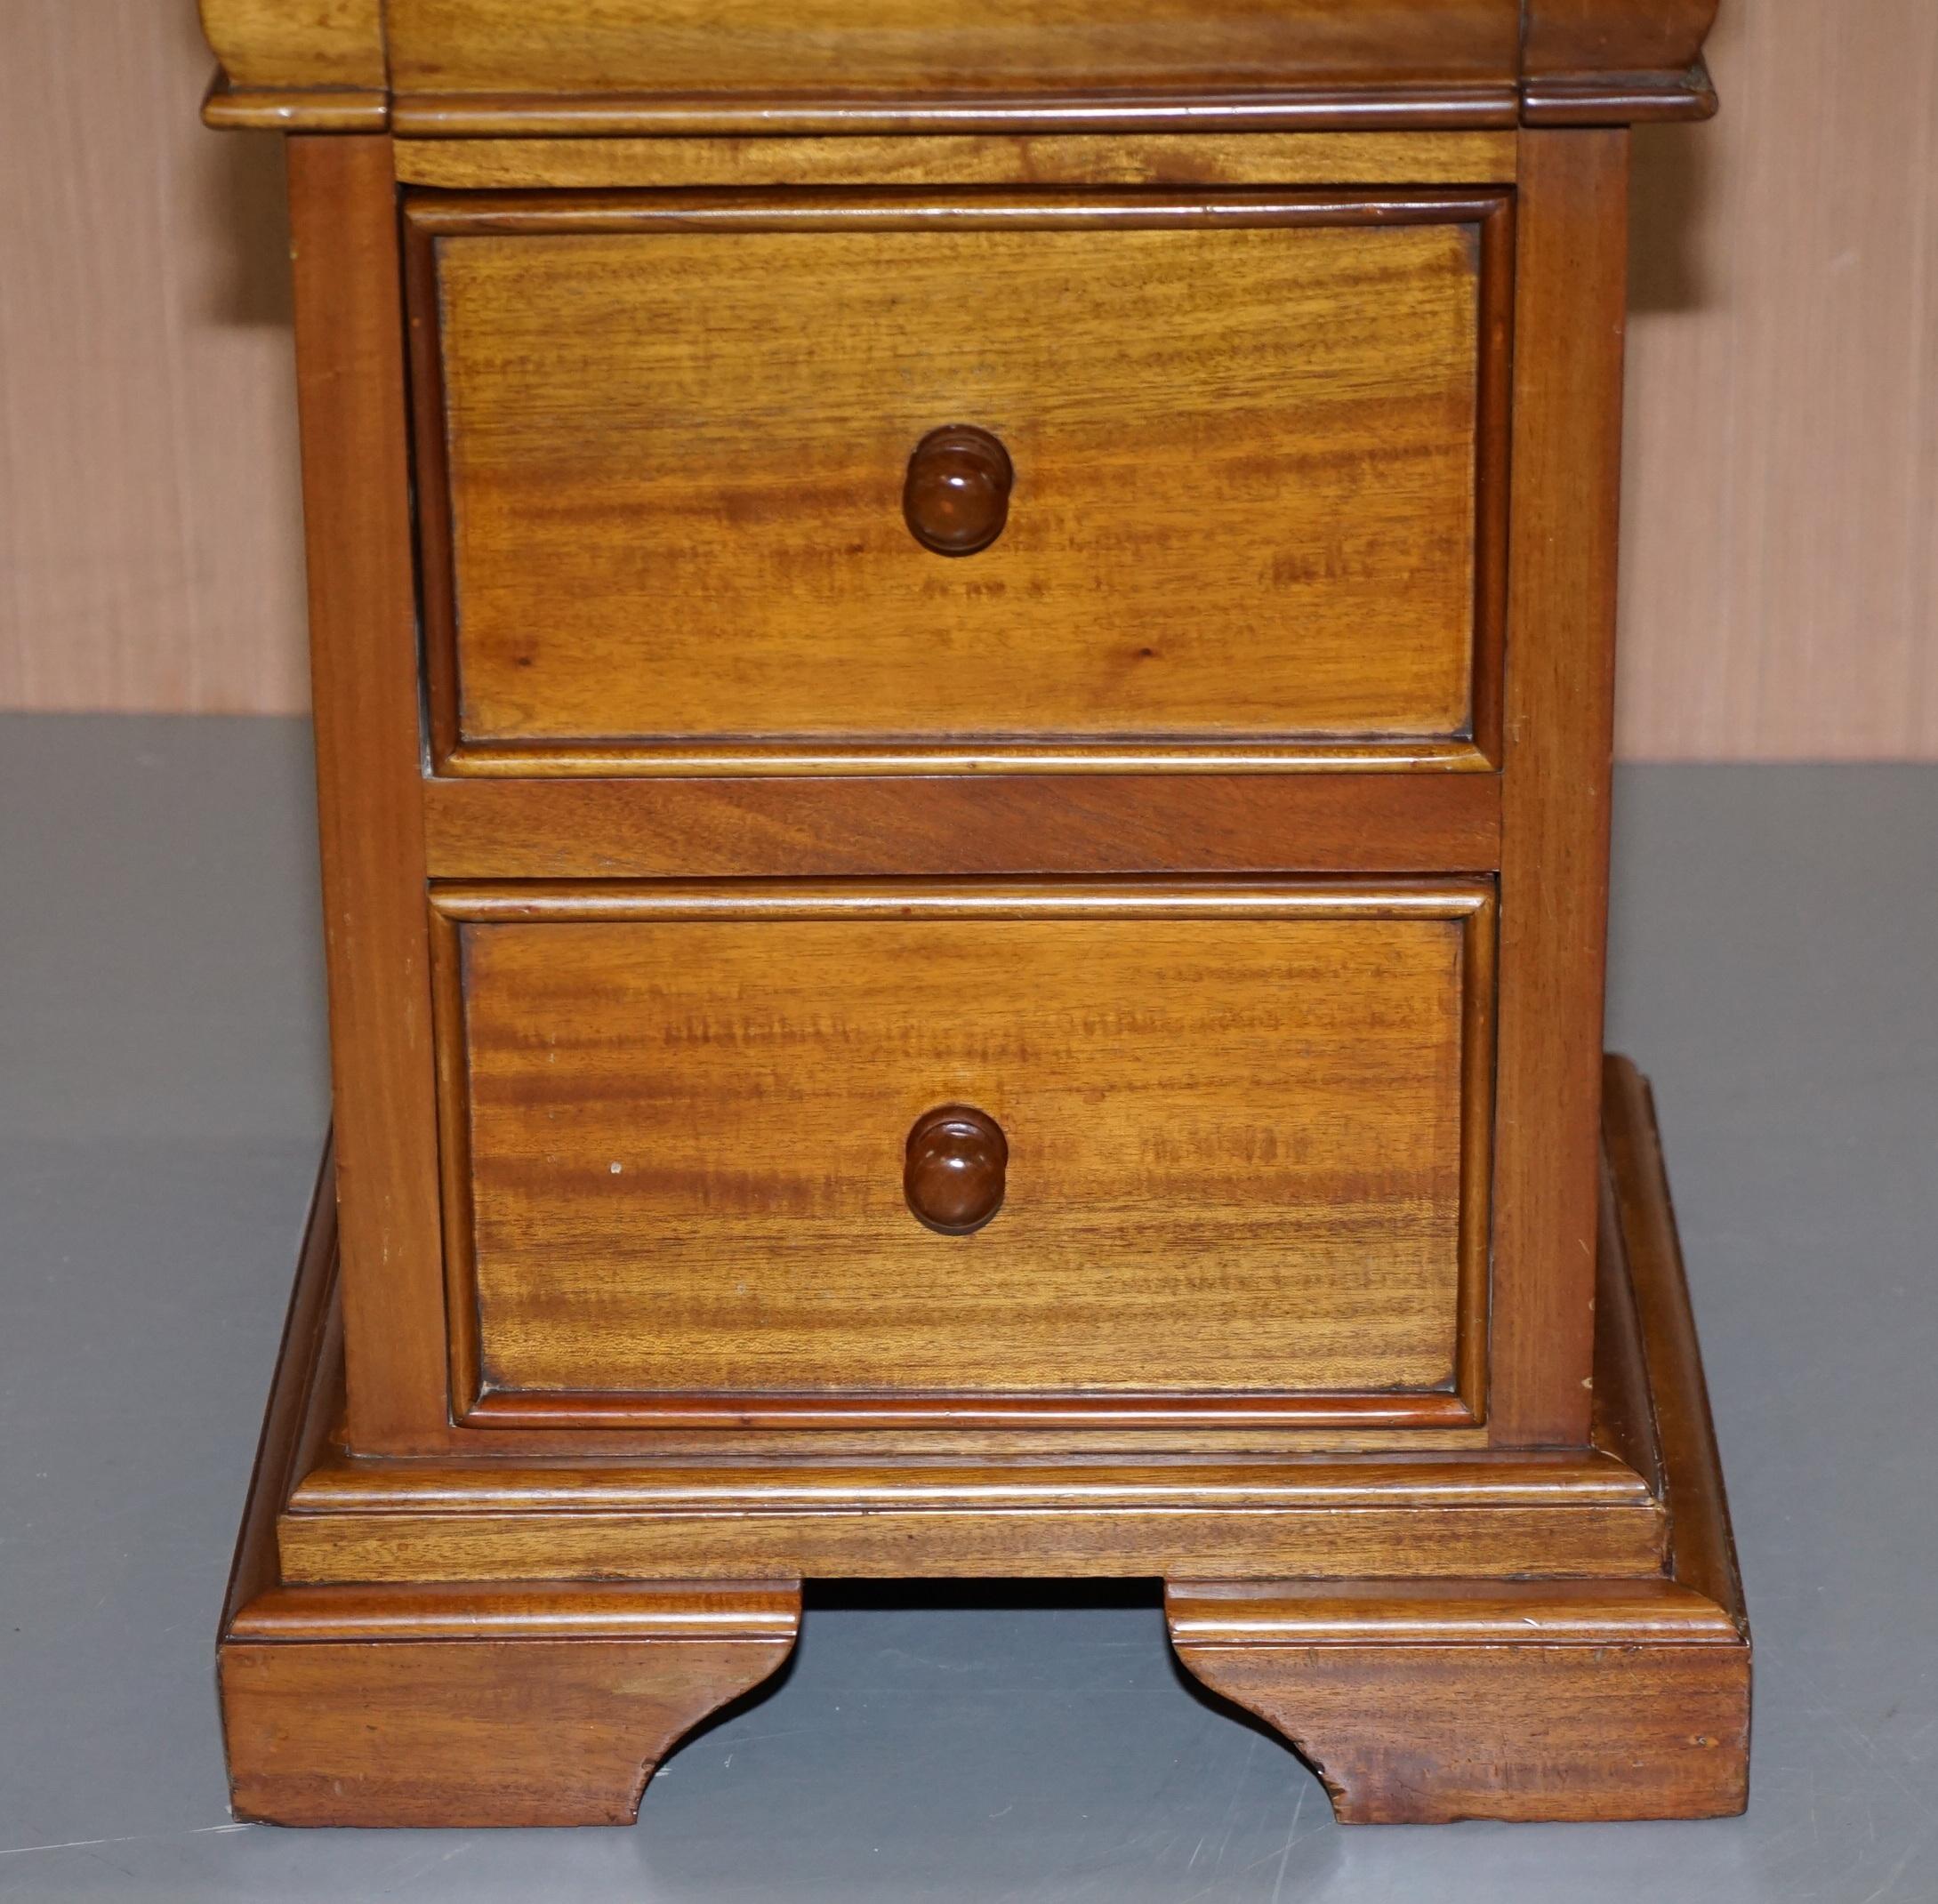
left=256, top=1145, right=1665, bottom=1594
left=223, top=1081, right=1696, bottom=1603
left=377, top=0, right=1716, bottom=129
left=1168, top=1054, right=1749, bottom=1823
left=420, top=773, right=1504, bottom=882
left=432, top=882, right=1494, bottom=1421
left=409, top=192, right=1508, bottom=775
left=205, top=82, right=389, bottom=133
left=286, top=1450, right=1656, bottom=1517
left=218, top=1142, right=340, bottom=1640
left=1487, top=131, right=1628, bottom=1446
left=198, top=0, right=1723, bottom=132
left=388, top=92, right=1526, bottom=140
left=1168, top=1584, right=1747, bottom=1822
left=393, top=131, right=1518, bottom=190
left=199, top=0, right=385, bottom=92
left=285, top=137, right=449, bottom=1450
left=189, top=0, right=1756, bottom=1834
left=212, top=1141, right=805, bottom=1831
left=1170, top=1577, right=1738, bottom=1647
left=199, top=0, right=389, bottom=130
left=277, top=1499, right=1661, bottom=1587
left=219, top=1063, right=1741, bottom=1822
left=1601, top=1056, right=1749, bottom=1627
left=230, top=1581, right=802, bottom=1643
left=383, top=0, right=1516, bottom=101
left=222, top=1592, right=800, bottom=1827
left=273, top=1450, right=1664, bottom=1591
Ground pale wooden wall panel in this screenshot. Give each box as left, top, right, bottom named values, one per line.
left=0, top=1, right=308, bottom=713
left=1620, top=0, right=1938, bottom=759
left=3, top=3, right=1934, bottom=754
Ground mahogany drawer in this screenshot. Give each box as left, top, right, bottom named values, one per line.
left=430, top=880, right=1495, bottom=1428
left=407, top=191, right=1511, bottom=776
left=381, top=0, right=1523, bottom=102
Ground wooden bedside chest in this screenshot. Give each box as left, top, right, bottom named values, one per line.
left=201, top=0, right=1749, bottom=1829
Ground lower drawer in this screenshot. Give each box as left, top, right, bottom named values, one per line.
left=430, top=880, right=1494, bottom=1427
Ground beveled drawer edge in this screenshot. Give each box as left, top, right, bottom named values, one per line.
left=390, top=86, right=1526, bottom=141
left=438, top=739, right=1499, bottom=779
left=427, top=875, right=1496, bottom=923
left=205, top=76, right=1718, bottom=137
left=204, top=76, right=389, bottom=132
left=403, top=181, right=1511, bottom=232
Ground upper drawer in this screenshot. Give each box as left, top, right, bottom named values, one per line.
left=407, top=190, right=1511, bottom=775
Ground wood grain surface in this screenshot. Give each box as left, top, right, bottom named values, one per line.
left=433, top=882, right=1492, bottom=1412
left=286, top=1450, right=1655, bottom=1515
left=222, top=1625, right=800, bottom=1827
left=213, top=1148, right=804, bottom=1834
left=274, top=1485, right=1654, bottom=1595
left=285, top=136, right=451, bottom=1450
left=394, top=131, right=1519, bottom=191
left=211, top=0, right=1709, bottom=107
left=1487, top=130, right=1627, bottom=1445
left=216, top=1062, right=1741, bottom=1821
left=1601, top=1055, right=1749, bottom=1627
left=412, top=194, right=1496, bottom=770
left=199, top=0, right=1719, bottom=131
left=199, top=0, right=386, bottom=92
left=1164, top=1059, right=1751, bottom=1824
left=1167, top=1610, right=1749, bottom=1822
left=226, top=1129, right=1666, bottom=1601
left=1524, top=0, right=1718, bottom=91
left=382, top=0, right=1520, bottom=100
left=277, top=1499, right=1663, bottom=1587
left=419, top=773, right=1503, bottom=880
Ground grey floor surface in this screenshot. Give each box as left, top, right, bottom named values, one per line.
left=1, top=713, right=1934, bottom=1902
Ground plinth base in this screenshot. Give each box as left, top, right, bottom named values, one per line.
left=219, top=1056, right=1749, bottom=1827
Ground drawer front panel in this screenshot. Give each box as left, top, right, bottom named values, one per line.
left=386, top=0, right=1522, bottom=100
left=432, top=883, right=1494, bottom=1424
left=410, top=193, right=1508, bottom=774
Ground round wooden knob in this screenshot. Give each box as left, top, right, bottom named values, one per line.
left=904, top=1105, right=1008, bottom=1234
left=902, top=425, right=1013, bottom=557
